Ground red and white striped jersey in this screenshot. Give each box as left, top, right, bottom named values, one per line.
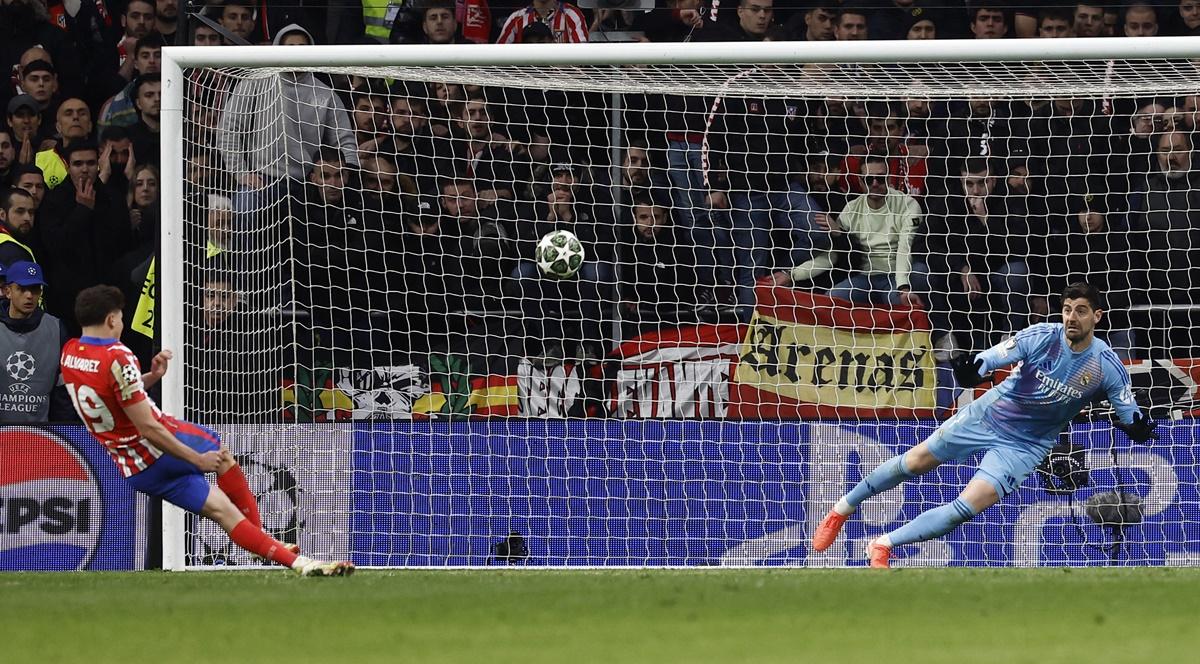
left=496, top=2, right=589, bottom=44
left=60, top=337, right=165, bottom=477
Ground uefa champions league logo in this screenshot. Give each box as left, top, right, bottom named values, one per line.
left=5, top=351, right=36, bottom=382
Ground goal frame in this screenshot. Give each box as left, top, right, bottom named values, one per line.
left=160, top=36, right=1200, bottom=570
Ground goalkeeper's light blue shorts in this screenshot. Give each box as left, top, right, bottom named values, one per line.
left=925, top=402, right=1051, bottom=498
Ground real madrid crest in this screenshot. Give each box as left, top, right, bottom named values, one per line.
left=1080, top=372, right=1092, bottom=387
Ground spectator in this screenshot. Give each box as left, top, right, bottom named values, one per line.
left=0, top=188, right=41, bottom=270
left=790, top=2, right=837, bottom=41
left=11, top=166, right=46, bottom=209
left=0, top=0, right=83, bottom=115
left=126, top=73, right=161, bottom=166
left=1042, top=194, right=1141, bottom=358
left=736, top=0, right=776, bottom=40
left=1133, top=130, right=1200, bottom=305
left=35, top=98, right=93, bottom=189
left=969, top=6, right=1008, bottom=39
left=98, top=33, right=164, bottom=132
left=496, top=0, right=589, bottom=44
left=157, top=0, right=180, bottom=42
left=508, top=168, right=611, bottom=361
left=109, top=163, right=159, bottom=308
left=905, top=13, right=938, bottom=40
left=0, top=261, right=75, bottom=423
left=20, top=60, right=58, bottom=118
left=1110, top=99, right=1164, bottom=214
left=930, top=97, right=1011, bottom=197
left=431, top=91, right=521, bottom=208
left=390, top=199, right=473, bottom=356
left=843, top=101, right=927, bottom=198
left=373, top=94, right=437, bottom=195
left=216, top=24, right=358, bottom=223
left=869, top=1, right=944, bottom=41
left=418, top=2, right=465, bottom=44
left=710, top=85, right=825, bottom=313
left=915, top=157, right=1032, bottom=350
left=1037, top=8, right=1075, bottom=38
left=6, top=95, right=45, bottom=160
left=620, top=195, right=703, bottom=333
left=439, top=177, right=513, bottom=289
left=806, top=152, right=849, bottom=216
left=632, top=0, right=710, bottom=42
left=205, top=194, right=234, bottom=257
left=1074, top=2, right=1105, bottom=37
left=192, top=22, right=225, bottom=46
left=0, top=131, right=14, bottom=187
left=38, top=141, right=130, bottom=332
left=834, top=7, right=869, bottom=40
left=97, top=127, right=137, bottom=196
left=1022, top=95, right=1110, bottom=207
left=426, top=81, right=463, bottom=138
left=113, top=1, right=157, bottom=86
left=1178, top=0, right=1200, bottom=35
left=290, top=149, right=368, bottom=356
left=350, top=80, right=392, bottom=149
left=188, top=268, right=282, bottom=421
left=1124, top=2, right=1159, bottom=37
left=776, top=156, right=922, bottom=309
left=218, top=0, right=260, bottom=43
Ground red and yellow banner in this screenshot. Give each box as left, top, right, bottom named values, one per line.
left=728, top=284, right=937, bottom=419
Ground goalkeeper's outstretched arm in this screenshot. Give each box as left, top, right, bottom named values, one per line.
left=953, top=323, right=1047, bottom=387
left=1101, top=354, right=1159, bottom=442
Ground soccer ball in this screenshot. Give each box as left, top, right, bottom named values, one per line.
left=6, top=351, right=35, bottom=382
left=535, top=230, right=585, bottom=279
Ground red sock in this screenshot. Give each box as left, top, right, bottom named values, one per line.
left=229, top=520, right=299, bottom=567
left=217, top=465, right=262, bottom=529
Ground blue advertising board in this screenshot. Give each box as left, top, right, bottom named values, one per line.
left=352, top=420, right=1200, bottom=567
left=1, top=426, right=144, bottom=571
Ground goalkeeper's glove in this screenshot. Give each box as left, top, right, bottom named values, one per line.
left=1112, top=412, right=1159, bottom=442
left=951, top=353, right=990, bottom=388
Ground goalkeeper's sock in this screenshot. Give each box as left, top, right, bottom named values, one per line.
left=229, top=519, right=299, bottom=567
left=217, top=464, right=262, bottom=529
left=841, top=453, right=916, bottom=511
left=885, top=498, right=978, bottom=547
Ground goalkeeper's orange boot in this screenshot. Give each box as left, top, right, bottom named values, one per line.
left=811, top=509, right=850, bottom=552
left=867, top=537, right=892, bottom=569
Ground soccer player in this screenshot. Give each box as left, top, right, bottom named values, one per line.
left=812, top=282, right=1158, bottom=567
left=60, top=285, right=354, bottom=576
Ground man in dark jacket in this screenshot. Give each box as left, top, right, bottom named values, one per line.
left=0, top=261, right=75, bottom=422
left=914, top=157, right=1032, bottom=350
left=38, top=140, right=131, bottom=332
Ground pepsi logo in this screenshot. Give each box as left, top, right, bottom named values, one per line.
left=0, top=427, right=102, bottom=570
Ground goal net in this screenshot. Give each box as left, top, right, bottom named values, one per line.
left=164, top=40, right=1200, bottom=569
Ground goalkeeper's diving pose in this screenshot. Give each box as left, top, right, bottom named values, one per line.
left=812, top=282, right=1158, bottom=567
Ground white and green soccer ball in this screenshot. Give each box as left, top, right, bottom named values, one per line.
left=535, top=229, right=585, bottom=279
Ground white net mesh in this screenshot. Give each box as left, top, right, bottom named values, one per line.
left=176, top=53, right=1200, bottom=567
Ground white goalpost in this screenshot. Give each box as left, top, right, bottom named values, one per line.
left=161, top=37, right=1200, bottom=570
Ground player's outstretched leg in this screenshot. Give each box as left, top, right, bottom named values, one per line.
left=210, top=450, right=301, bottom=560
left=215, top=453, right=263, bottom=529
left=866, top=477, right=997, bottom=568
left=201, top=486, right=354, bottom=577
left=812, top=443, right=941, bottom=552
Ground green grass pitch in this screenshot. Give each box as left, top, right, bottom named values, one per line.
left=4, top=568, right=1199, bottom=663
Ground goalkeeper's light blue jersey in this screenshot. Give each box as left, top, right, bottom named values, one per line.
left=974, top=323, right=1142, bottom=444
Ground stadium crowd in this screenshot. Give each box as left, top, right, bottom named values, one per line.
left=3, top=1, right=1200, bottom=422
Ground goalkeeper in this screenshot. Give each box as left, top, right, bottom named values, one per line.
left=811, top=282, right=1158, bottom=567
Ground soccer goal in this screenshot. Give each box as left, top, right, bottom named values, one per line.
left=161, top=37, right=1200, bottom=570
